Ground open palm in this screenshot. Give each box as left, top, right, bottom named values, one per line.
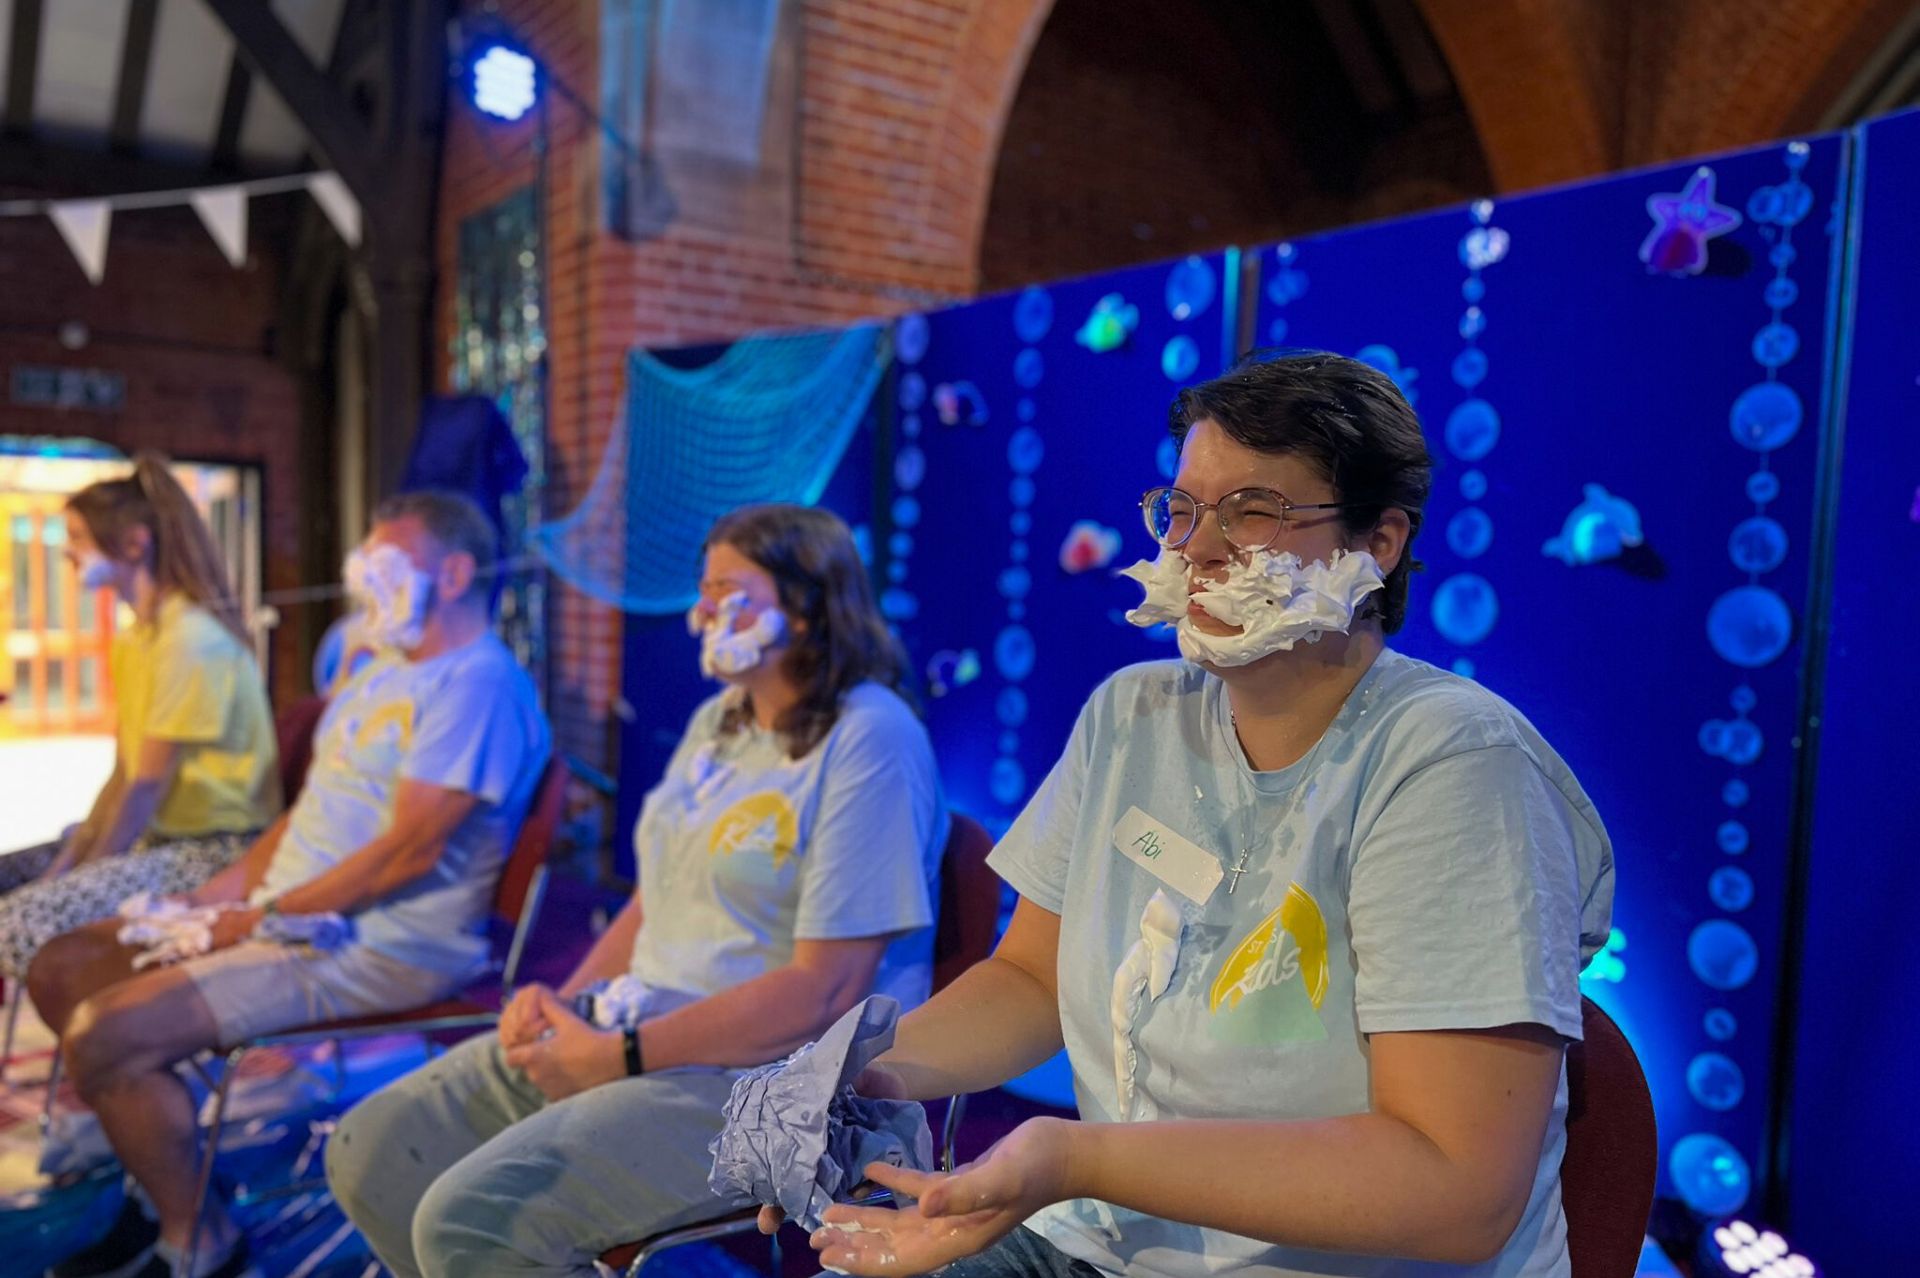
left=811, top=1117, right=1076, bottom=1277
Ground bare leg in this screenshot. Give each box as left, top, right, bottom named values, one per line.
left=63, top=964, right=230, bottom=1254
left=25, top=918, right=139, bottom=1035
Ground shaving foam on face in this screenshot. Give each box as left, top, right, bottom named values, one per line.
left=1120, top=546, right=1384, bottom=667
left=687, top=590, right=788, bottom=678
left=344, top=543, right=435, bottom=650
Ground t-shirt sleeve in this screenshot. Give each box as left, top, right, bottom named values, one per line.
left=401, top=655, right=545, bottom=805
left=1348, top=744, right=1587, bottom=1040
left=985, top=694, right=1095, bottom=914
left=791, top=702, right=940, bottom=942
left=141, top=621, right=238, bottom=745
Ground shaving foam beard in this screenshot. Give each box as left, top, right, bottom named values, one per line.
left=687, top=591, right=789, bottom=679
left=1119, top=546, right=1386, bottom=668
left=344, top=545, right=435, bottom=651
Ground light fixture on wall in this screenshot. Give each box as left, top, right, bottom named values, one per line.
left=470, top=42, right=539, bottom=122
left=1701, top=1219, right=1819, bottom=1278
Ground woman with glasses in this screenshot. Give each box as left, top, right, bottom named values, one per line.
left=784, top=352, right=1615, bottom=1278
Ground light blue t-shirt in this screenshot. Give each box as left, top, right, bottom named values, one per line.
left=989, top=651, right=1615, bottom=1278
left=258, top=633, right=551, bottom=978
left=627, top=683, right=949, bottom=1016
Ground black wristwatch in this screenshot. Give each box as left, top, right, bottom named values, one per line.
left=623, top=1026, right=645, bottom=1077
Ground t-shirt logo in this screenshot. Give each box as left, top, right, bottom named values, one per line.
left=351, top=700, right=416, bottom=756
left=707, top=791, right=799, bottom=868
left=1207, top=882, right=1330, bottom=1044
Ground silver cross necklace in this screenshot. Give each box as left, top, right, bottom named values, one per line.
left=1224, top=712, right=1335, bottom=895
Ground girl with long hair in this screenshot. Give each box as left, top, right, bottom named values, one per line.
left=0, top=453, right=279, bottom=981
left=327, top=503, right=950, bottom=1278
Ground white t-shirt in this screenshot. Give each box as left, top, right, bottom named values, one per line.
left=627, top=683, right=949, bottom=1016
left=989, top=651, right=1615, bottom=1278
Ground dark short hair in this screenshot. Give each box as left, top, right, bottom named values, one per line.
left=372, top=491, right=499, bottom=605
left=1168, top=350, right=1431, bottom=633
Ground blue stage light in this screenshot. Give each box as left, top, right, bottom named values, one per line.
left=472, top=44, right=538, bottom=121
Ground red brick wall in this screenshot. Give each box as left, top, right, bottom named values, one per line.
left=435, top=0, right=1052, bottom=771
left=0, top=203, right=308, bottom=709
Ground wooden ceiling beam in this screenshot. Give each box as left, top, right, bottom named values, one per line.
left=108, top=0, right=161, bottom=152
left=3, top=0, right=44, bottom=135
left=200, top=0, right=375, bottom=202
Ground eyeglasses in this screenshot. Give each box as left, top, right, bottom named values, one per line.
left=1140, top=485, right=1365, bottom=552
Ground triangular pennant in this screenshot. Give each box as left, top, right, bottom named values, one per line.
left=306, top=172, right=361, bottom=248
left=189, top=185, right=249, bottom=267
left=49, top=200, right=112, bottom=284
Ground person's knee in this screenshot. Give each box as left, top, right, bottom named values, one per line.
left=24, top=928, right=84, bottom=1017
left=62, top=990, right=137, bottom=1095
left=326, top=1090, right=401, bottom=1222
left=411, top=1157, right=508, bottom=1274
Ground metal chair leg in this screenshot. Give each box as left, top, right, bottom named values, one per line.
left=181, top=1046, right=243, bottom=1278
left=1, top=985, right=21, bottom=1085
left=40, top=1047, right=62, bottom=1135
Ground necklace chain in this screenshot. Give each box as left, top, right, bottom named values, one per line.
left=1224, top=711, right=1333, bottom=896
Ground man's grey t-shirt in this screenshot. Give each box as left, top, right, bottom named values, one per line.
left=627, top=683, right=949, bottom=1011
left=989, top=651, right=1615, bottom=1278
left=257, top=633, right=551, bottom=978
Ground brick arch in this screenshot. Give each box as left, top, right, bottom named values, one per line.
left=923, top=0, right=1057, bottom=289
left=1418, top=0, right=1918, bottom=195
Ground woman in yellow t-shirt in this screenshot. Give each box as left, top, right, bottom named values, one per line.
left=0, top=455, right=280, bottom=980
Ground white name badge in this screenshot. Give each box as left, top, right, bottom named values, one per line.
left=1111, top=806, right=1224, bottom=905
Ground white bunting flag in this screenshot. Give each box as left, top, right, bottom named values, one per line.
left=189, top=185, right=249, bottom=267
left=307, top=172, right=362, bottom=248
left=49, top=200, right=113, bottom=284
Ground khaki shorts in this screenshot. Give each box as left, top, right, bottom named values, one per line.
left=182, top=940, right=461, bottom=1045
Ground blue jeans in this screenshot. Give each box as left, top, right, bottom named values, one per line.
left=942, top=1227, right=1109, bottom=1278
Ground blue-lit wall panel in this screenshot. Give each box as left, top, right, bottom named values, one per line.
left=1784, top=108, right=1920, bottom=1271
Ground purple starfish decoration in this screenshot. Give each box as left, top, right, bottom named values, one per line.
left=1640, top=166, right=1742, bottom=276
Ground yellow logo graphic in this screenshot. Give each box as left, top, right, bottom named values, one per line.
left=1209, top=883, right=1329, bottom=1015
left=352, top=701, right=416, bottom=755
left=708, top=791, right=799, bottom=868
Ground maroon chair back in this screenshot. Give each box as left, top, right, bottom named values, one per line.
left=273, top=696, right=329, bottom=808
left=933, top=813, right=999, bottom=995
left=496, top=759, right=569, bottom=928
left=1563, top=996, right=1658, bottom=1278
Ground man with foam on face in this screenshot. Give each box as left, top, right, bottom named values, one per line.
left=27, top=490, right=550, bottom=1278
left=785, top=352, right=1616, bottom=1278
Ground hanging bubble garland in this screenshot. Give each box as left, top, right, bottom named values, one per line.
left=991, top=290, right=1052, bottom=807
left=1673, top=140, right=1814, bottom=1218
left=883, top=314, right=932, bottom=624
left=1432, top=200, right=1510, bottom=675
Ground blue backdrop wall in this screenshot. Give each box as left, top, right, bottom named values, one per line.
left=1782, top=107, right=1920, bottom=1270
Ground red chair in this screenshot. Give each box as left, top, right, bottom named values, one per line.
left=272, top=695, right=330, bottom=809
left=602, top=812, right=1001, bottom=1277
left=1563, top=996, right=1658, bottom=1278
left=179, top=756, right=572, bottom=1269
